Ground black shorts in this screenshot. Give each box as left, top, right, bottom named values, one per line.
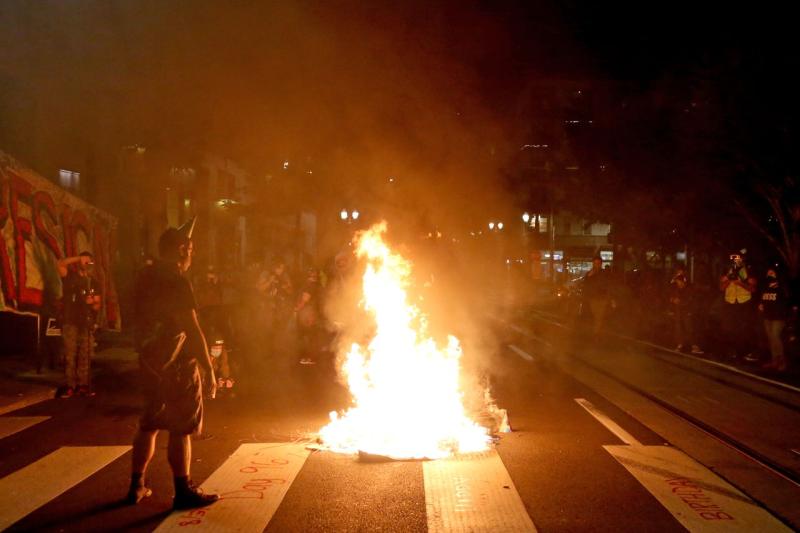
left=139, top=362, right=203, bottom=435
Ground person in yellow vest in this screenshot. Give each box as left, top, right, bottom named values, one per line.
left=719, top=251, right=757, bottom=361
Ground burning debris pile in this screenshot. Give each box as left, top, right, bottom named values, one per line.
left=319, top=222, right=508, bottom=460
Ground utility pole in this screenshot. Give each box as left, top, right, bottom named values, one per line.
left=549, top=206, right=556, bottom=283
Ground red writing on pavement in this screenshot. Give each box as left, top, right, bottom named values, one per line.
left=665, top=477, right=734, bottom=521
left=177, top=457, right=289, bottom=527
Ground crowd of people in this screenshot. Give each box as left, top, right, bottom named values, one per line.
left=571, top=251, right=796, bottom=373
left=44, top=221, right=796, bottom=510
left=190, top=251, right=352, bottom=387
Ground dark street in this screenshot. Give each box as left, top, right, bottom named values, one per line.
left=1, top=306, right=797, bottom=531
left=3, top=2, right=800, bottom=531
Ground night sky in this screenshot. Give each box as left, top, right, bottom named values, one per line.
left=0, top=1, right=797, bottom=235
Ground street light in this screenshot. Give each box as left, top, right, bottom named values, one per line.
left=340, top=209, right=361, bottom=223
left=497, top=222, right=504, bottom=230
left=522, top=212, right=530, bottom=224
left=488, top=222, right=495, bottom=230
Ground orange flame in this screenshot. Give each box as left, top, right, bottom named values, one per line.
left=319, top=222, right=493, bottom=459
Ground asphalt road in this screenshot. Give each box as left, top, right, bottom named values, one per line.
left=0, top=314, right=797, bottom=532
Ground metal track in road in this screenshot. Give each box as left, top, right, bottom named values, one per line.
left=503, top=316, right=800, bottom=490
left=636, top=350, right=800, bottom=413
left=571, top=354, right=800, bottom=490
left=524, top=309, right=800, bottom=412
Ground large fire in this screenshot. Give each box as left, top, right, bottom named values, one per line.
left=319, top=222, right=498, bottom=460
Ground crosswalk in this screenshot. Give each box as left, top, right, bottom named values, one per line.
left=0, top=416, right=49, bottom=441
left=0, top=445, right=131, bottom=530
left=155, top=443, right=310, bottom=532
left=0, top=403, right=793, bottom=532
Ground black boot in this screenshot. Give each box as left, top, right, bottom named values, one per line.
left=173, top=477, right=219, bottom=510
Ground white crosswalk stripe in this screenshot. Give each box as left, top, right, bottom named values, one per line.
left=0, top=431, right=790, bottom=531
left=0, top=416, right=50, bottom=441
left=155, top=442, right=310, bottom=532
left=576, top=398, right=791, bottom=533
left=0, top=445, right=131, bottom=531
left=424, top=450, right=537, bottom=532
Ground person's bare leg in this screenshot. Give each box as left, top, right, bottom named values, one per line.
left=169, top=431, right=219, bottom=509
left=167, top=433, right=191, bottom=477
left=127, top=429, right=157, bottom=503
left=132, top=429, right=158, bottom=474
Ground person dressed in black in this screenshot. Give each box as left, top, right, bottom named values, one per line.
left=668, top=266, right=704, bottom=355
left=296, top=267, right=323, bottom=365
left=56, top=251, right=102, bottom=397
left=758, top=265, right=790, bottom=371
left=258, top=258, right=294, bottom=365
left=583, top=256, right=611, bottom=335
left=127, top=218, right=219, bottom=509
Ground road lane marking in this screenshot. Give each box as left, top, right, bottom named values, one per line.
left=508, top=344, right=534, bottom=362
left=0, top=416, right=49, bottom=441
left=155, top=442, right=310, bottom=532
left=0, top=388, right=56, bottom=416
left=0, top=445, right=131, bottom=530
left=606, top=445, right=791, bottom=532
left=423, top=449, right=536, bottom=532
left=507, top=324, right=553, bottom=347
left=576, top=399, right=790, bottom=531
left=575, top=398, right=641, bottom=446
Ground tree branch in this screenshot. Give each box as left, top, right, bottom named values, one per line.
left=734, top=198, right=790, bottom=265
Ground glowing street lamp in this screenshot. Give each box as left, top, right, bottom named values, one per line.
left=341, top=209, right=361, bottom=223
left=497, top=222, right=504, bottom=230
left=488, top=222, right=495, bottom=230
left=522, top=212, right=531, bottom=223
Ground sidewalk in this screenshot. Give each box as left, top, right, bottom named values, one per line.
left=0, top=340, right=139, bottom=415
left=524, top=302, right=800, bottom=390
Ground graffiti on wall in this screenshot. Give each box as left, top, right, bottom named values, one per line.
left=0, top=151, right=119, bottom=329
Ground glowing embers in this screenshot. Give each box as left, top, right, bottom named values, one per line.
left=319, top=222, right=494, bottom=460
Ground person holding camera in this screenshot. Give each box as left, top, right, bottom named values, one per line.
left=56, top=251, right=102, bottom=398
left=669, top=265, right=703, bottom=354
left=719, top=251, right=757, bottom=361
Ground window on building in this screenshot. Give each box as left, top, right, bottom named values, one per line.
left=538, top=216, right=548, bottom=233
left=59, top=169, right=80, bottom=190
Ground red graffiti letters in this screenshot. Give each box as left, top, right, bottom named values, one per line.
left=0, top=155, right=119, bottom=328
